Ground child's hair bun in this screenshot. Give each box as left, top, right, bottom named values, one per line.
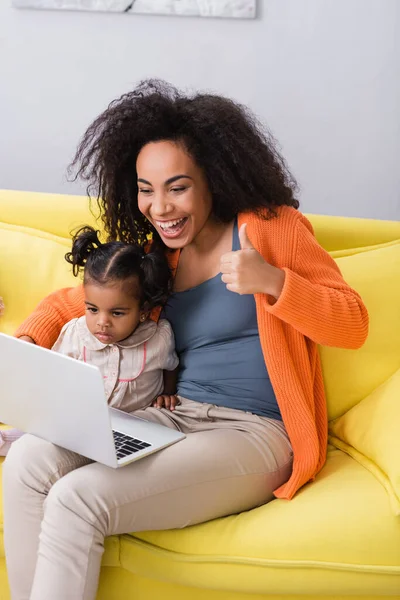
left=65, top=226, right=102, bottom=276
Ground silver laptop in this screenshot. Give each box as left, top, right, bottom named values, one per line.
left=0, top=333, right=185, bottom=467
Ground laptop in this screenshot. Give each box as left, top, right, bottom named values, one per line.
left=0, top=333, right=185, bottom=467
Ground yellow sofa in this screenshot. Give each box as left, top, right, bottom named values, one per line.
left=0, top=189, right=399, bottom=600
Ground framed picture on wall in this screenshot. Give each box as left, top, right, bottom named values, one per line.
left=12, top=0, right=257, bottom=19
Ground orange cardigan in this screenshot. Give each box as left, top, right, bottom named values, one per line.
left=15, top=207, right=368, bottom=499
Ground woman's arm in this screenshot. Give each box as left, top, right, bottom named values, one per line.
left=15, top=286, right=85, bottom=349
left=263, top=216, right=369, bottom=349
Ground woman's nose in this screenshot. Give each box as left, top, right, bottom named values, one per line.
left=150, top=192, right=173, bottom=218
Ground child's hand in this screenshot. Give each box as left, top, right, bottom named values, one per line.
left=152, top=395, right=180, bottom=411
left=19, top=336, right=35, bottom=344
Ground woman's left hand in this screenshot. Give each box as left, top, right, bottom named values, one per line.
left=220, top=223, right=285, bottom=299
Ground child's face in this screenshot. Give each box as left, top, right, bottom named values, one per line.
left=84, top=281, right=146, bottom=344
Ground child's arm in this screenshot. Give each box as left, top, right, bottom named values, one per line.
left=153, top=367, right=179, bottom=411
left=152, top=319, right=180, bottom=410
left=163, top=366, right=178, bottom=395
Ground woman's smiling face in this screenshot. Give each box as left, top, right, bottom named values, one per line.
left=136, top=140, right=213, bottom=249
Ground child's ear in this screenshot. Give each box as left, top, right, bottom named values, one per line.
left=139, top=304, right=150, bottom=323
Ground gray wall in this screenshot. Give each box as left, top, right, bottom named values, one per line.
left=0, top=0, right=399, bottom=220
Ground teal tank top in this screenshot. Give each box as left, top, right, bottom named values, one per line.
left=163, top=219, right=281, bottom=420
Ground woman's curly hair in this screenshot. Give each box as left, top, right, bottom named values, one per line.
left=69, top=79, right=299, bottom=246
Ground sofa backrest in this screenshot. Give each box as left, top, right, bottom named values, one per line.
left=1, top=189, right=399, bottom=421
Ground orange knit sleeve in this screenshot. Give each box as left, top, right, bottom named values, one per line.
left=14, top=286, right=85, bottom=349
left=264, top=216, right=369, bottom=349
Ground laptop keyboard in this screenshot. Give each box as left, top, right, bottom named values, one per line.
left=113, top=430, right=152, bottom=461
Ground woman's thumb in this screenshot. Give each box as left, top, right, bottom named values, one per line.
left=239, top=223, right=254, bottom=250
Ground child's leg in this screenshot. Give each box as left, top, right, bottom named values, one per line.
left=2, top=434, right=91, bottom=598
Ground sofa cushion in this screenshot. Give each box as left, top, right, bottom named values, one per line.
left=0, top=223, right=77, bottom=335
left=125, top=448, right=400, bottom=596
left=330, top=369, right=400, bottom=515
left=330, top=238, right=400, bottom=259
left=308, top=212, right=400, bottom=253
left=321, top=241, right=400, bottom=420
left=0, top=190, right=99, bottom=241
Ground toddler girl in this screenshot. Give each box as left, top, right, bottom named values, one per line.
left=0, top=226, right=178, bottom=455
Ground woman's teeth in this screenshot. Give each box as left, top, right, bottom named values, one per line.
left=158, top=218, right=186, bottom=231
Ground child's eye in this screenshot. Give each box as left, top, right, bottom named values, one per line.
left=87, top=307, right=97, bottom=314
left=112, top=311, right=125, bottom=317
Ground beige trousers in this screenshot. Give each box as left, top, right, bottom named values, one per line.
left=3, top=397, right=293, bottom=600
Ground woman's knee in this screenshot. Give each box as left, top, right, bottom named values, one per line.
left=3, top=434, right=51, bottom=488
left=3, top=434, right=87, bottom=492
left=44, top=470, right=109, bottom=535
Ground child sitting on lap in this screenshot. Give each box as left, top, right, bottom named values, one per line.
left=0, top=226, right=178, bottom=455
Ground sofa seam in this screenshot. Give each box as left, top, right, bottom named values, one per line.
left=119, top=535, right=400, bottom=575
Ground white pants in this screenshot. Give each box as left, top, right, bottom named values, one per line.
left=3, top=398, right=293, bottom=600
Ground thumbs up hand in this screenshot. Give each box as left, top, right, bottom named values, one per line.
left=220, top=223, right=285, bottom=298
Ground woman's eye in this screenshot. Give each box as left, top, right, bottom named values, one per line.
left=171, top=187, right=186, bottom=193
left=139, top=188, right=152, bottom=195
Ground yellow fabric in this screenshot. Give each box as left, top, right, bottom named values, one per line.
left=319, top=241, right=400, bottom=420
left=1, top=189, right=400, bottom=599
left=308, top=212, right=400, bottom=253
left=0, top=567, right=398, bottom=600
left=97, top=570, right=400, bottom=600
left=329, top=369, right=400, bottom=515
left=0, top=189, right=100, bottom=240
left=128, top=449, right=400, bottom=596
left=329, top=238, right=400, bottom=259
left=0, top=223, right=77, bottom=335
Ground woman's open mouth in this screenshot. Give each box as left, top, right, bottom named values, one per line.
left=156, top=217, right=188, bottom=239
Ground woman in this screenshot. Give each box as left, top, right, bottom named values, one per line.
left=3, top=79, right=368, bottom=600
